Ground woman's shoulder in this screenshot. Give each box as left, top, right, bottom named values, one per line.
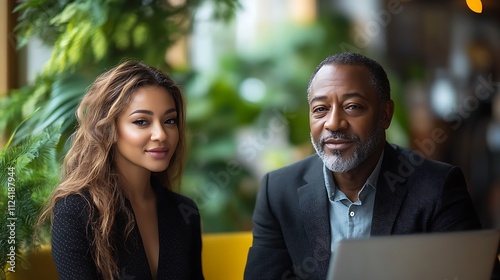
left=163, top=189, right=198, bottom=209
left=170, top=191, right=198, bottom=208
left=156, top=188, right=201, bottom=224
left=53, top=192, right=92, bottom=217
left=52, top=193, right=94, bottom=241
left=155, top=185, right=198, bottom=208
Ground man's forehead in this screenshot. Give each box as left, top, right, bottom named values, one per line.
left=308, top=64, right=377, bottom=103
left=311, top=64, right=370, bottom=89
left=317, top=63, right=368, bottom=77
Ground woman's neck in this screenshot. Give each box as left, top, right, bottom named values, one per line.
left=118, top=168, right=155, bottom=203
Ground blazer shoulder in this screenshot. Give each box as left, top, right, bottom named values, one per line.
left=160, top=189, right=201, bottom=228
left=260, top=154, right=324, bottom=200
left=169, top=190, right=199, bottom=211
left=53, top=193, right=92, bottom=219
left=268, top=153, right=322, bottom=179
left=386, top=143, right=463, bottom=190
left=389, top=143, right=456, bottom=172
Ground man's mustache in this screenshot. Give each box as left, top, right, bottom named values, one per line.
left=319, top=132, right=359, bottom=146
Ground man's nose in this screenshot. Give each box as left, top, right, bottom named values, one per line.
left=324, top=106, right=348, bottom=132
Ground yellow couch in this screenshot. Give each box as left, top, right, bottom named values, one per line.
left=4, top=231, right=253, bottom=280
left=202, top=231, right=252, bottom=280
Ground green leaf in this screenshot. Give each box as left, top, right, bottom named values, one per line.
left=1, top=108, right=41, bottom=153
left=91, top=28, right=108, bottom=60
left=113, top=13, right=138, bottom=50
left=132, top=24, right=148, bottom=48
left=49, top=3, right=79, bottom=25
left=0, top=124, right=61, bottom=269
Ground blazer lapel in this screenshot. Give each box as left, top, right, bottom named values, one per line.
left=371, top=143, right=409, bottom=236
left=298, top=156, right=331, bottom=275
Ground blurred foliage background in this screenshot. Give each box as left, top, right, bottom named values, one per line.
left=1, top=0, right=500, bottom=271
left=0, top=0, right=242, bottom=269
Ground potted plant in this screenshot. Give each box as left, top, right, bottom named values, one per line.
left=0, top=123, right=61, bottom=278
left=0, top=0, right=239, bottom=276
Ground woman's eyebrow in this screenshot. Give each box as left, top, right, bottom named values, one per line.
left=129, top=108, right=177, bottom=116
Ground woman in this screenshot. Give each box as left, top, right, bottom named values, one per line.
left=39, top=61, right=203, bottom=279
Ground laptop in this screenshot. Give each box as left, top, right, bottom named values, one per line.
left=327, top=230, right=500, bottom=280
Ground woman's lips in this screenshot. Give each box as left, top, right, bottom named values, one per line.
left=146, top=148, right=169, bottom=159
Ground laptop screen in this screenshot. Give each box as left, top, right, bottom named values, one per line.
left=327, top=230, right=499, bottom=280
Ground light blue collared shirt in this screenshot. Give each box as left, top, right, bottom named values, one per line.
left=323, top=152, right=384, bottom=252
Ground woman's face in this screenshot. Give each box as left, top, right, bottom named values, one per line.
left=114, top=86, right=179, bottom=175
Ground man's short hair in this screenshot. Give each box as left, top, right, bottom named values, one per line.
left=307, top=52, right=391, bottom=102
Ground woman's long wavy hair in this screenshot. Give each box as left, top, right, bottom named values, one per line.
left=38, top=60, right=186, bottom=279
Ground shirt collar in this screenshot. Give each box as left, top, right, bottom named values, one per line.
left=366, top=150, right=384, bottom=190
left=323, top=151, right=385, bottom=202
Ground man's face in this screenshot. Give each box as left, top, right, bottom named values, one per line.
left=308, top=64, right=393, bottom=173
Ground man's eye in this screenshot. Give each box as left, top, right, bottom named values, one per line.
left=132, top=120, right=148, bottom=126
left=346, top=104, right=361, bottom=110
left=313, top=107, right=327, bottom=113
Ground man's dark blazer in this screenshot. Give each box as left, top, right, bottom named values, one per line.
left=244, top=143, right=485, bottom=280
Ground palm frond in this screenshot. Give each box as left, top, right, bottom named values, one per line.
left=0, top=124, right=61, bottom=268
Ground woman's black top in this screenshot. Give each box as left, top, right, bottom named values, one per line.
left=51, top=186, right=204, bottom=280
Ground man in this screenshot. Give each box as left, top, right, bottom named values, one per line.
left=244, top=52, right=485, bottom=280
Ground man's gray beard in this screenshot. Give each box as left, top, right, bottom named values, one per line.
left=310, top=122, right=383, bottom=173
